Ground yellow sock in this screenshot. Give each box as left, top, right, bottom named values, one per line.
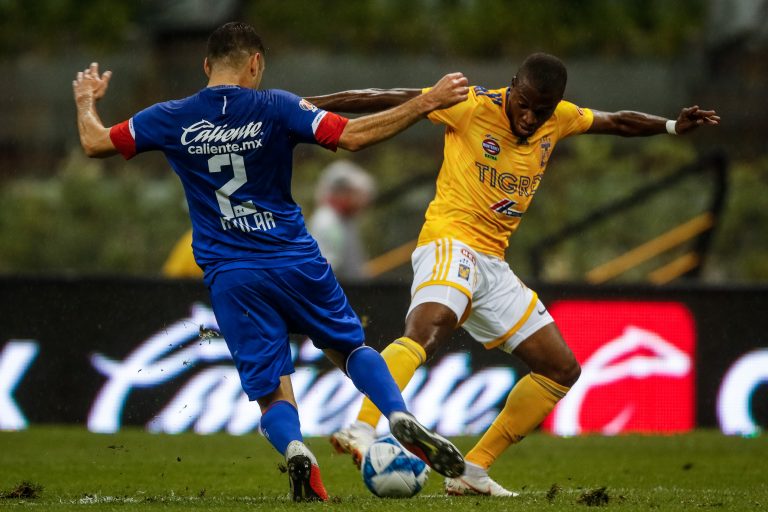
left=466, top=372, right=569, bottom=468
left=357, top=337, right=426, bottom=427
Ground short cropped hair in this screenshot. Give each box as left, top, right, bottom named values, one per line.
left=206, top=22, right=265, bottom=70
left=516, top=53, right=567, bottom=96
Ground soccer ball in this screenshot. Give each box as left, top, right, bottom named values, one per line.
left=361, top=434, right=430, bottom=498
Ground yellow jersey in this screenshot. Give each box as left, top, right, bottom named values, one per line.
left=420, top=86, right=594, bottom=258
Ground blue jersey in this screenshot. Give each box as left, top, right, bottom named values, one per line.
left=110, top=86, right=348, bottom=285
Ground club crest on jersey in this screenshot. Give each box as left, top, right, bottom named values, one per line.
left=490, top=198, right=524, bottom=218
left=458, top=264, right=471, bottom=281
left=299, top=99, right=318, bottom=112
left=482, top=135, right=501, bottom=160
left=539, top=136, right=552, bottom=168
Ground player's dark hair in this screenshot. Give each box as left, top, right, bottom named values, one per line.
left=207, top=21, right=265, bottom=69
left=516, top=53, right=567, bottom=96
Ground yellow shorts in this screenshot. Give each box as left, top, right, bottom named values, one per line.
left=408, top=238, right=553, bottom=352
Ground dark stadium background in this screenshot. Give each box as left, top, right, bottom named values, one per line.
left=1, top=0, right=766, bottom=438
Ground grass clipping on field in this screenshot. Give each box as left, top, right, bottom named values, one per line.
left=0, top=481, right=43, bottom=499
left=577, top=486, right=610, bottom=506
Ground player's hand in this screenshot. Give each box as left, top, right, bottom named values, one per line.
left=425, top=72, right=469, bottom=110
left=674, top=105, right=720, bottom=134
left=73, top=62, right=112, bottom=107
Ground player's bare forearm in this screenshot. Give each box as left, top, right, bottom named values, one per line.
left=338, top=105, right=423, bottom=151
left=307, top=88, right=422, bottom=114
left=588, top=110, right=668, bottom=136
left=73, top=63, right=118, bottom=158
left=588, top=106, right=719, bottom=136
left=338, top=73, right=468, bottom=151
left=75, top=108, right=116, bottom=158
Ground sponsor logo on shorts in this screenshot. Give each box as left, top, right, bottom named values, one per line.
left=458, top=264, right=470, bottom=281
left=460, top=248, right=476, bottom=265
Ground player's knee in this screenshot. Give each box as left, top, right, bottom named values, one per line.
left=540, top=356, right=580, bottom=388
left=407, top=302, right=457, bottom=329
left=561, top=358, right=581, bottom=388
left=406, top=329, right=449, bottom=360
left=399, top=332, right=438, bottom=359
left=420, top=338, right=440, bottom=360
left=404, top=304, right=455, bottom=359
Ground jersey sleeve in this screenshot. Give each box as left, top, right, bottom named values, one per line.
left=109, top=119, right=136, bottom=159
left=424, top=86, right=476, bottom=131
left=275, top=90, right=349, bottom=151
left=108, top=103, right=166, bottom=160
left=554, top=100, right=594, bottom=139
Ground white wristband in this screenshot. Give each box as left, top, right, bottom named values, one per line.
left=666, top=120, right=678, bottom=135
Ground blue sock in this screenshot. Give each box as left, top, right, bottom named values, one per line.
left=260, top=400, right=302, bottom=455
left=346, top=346, right=407, bottom=418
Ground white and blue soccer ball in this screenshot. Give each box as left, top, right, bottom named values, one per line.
left=361, top=434, right=430, bottom=498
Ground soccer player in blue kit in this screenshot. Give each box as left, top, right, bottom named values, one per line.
left=72, top=21, right=469, bottom=501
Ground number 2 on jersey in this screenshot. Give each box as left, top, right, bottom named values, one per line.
left=207, top=153, right=256, bottom=219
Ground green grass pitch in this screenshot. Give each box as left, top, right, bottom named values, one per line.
left=0, top=426, right=765, bottom=511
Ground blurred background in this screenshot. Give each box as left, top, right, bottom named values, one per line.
left=1, top=0, right=767, bottom=284
left=1, top=0, right=767, bottom=441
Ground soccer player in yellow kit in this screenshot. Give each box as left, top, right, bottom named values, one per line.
left=308, top=53, right=719, bottom=496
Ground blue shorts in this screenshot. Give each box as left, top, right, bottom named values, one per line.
left=209, top=257, right=364, bottom=400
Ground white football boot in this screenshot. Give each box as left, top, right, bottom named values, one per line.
left=444, top=461, right=519, bottom=497
left=285, top=441, right=328, bottom=502
left=329, top=421, right=376, bottom=468
left=389, top=411, right=465, bottom=478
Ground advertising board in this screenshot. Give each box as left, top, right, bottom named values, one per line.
left=1, top=278, right=765, bottom=436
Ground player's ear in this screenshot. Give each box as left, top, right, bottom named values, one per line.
left=203, top=57, right=212, bottom=78
left=251, top=52, right=264, bottom=75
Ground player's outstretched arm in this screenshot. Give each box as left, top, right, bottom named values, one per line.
left=73, top=62, right=119, bottom=158
left=587, top=105, right=720, bottom=137
left=337, top=72, right=468, bottom=152
left=306, top=88, right=422, bottom=114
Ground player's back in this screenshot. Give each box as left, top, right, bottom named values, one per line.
left=127, top=86, right=326, bottom=283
